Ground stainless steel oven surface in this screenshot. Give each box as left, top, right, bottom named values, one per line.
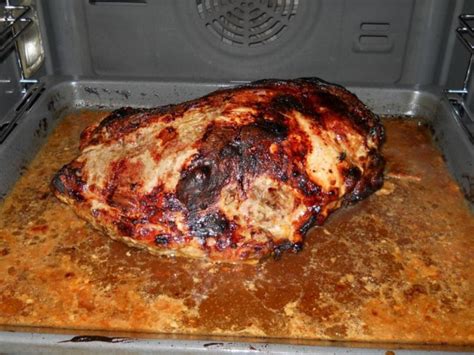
left=0, top=1, right=473, bottom=353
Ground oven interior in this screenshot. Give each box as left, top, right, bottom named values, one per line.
left=0, top=0, right=473, bottom=353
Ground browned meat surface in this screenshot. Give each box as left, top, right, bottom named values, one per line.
left=51, top=78, right=384, bottom=261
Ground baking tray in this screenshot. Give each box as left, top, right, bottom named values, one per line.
left=0, top=76, right=473, bottom=354
left=1, top=330, right=472, bottom=354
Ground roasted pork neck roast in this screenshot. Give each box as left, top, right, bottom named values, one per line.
left=52, top=78, right=385, bottom=262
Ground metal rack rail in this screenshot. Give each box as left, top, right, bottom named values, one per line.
left=446, top=14, right=474, bottom=143
left=0, top=3, right=33, bottom=57
left=0, top=0, right=40, bottom=93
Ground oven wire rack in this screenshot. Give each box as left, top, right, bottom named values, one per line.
left=446, top=14, right=474, bottom=144
left=0, top=0, right=39, bottom=91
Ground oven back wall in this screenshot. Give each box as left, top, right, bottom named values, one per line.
left=37, top=0, right=457, bottom=85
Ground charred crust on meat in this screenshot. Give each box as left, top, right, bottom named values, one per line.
left=177, top=118, right=291, bottom=212
left=292, top=242, right=303, bottom=252
left=219, top=140, right=243, bottom=158
left=154, top=234, right=170, bottom=245
left=104, top=159, right=127, bottom=207
left=99, top=107, right=144, bottom=127
left=252, top=116, right=288, bottom=141
left=51, top=164, right=86, bottom=202
left=316, top=92, right=348, bottom=116
left=115, top=220, right=133, bottom=236
left=176, top=159, right=224, bottom=212
left=296, top=173, right=321, bottom=196
left=273, top=241, right=291, bottom=259
left=216, top=237, right=232, bottom=251
left=347, top=166, right=362, bottom=179
left=162, top=193, right=183, bottom=211
left=188, top=212, right=230, bottom=239
left=299, top=214, right=318, bottom=235
left=370, top=125, right=385, bottom=143
left=273, top=240, right=303, bottom=259
left=271, top=94, right=304, bottom=113
left=51, top=171, right=66, bottom=195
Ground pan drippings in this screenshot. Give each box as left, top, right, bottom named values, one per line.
left=0, top=111, right=473, bottom=344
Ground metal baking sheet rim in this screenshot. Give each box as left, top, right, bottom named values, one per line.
left=0, top=76, right=446, bottom=201
left=0, top=76, right=472, bottom=353
left=0, top=75, right=444, bottom=118
left=0, top=327, right=473, bottom=354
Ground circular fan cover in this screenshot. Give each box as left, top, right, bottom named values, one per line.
left=196, top=0, right=299, bottom=47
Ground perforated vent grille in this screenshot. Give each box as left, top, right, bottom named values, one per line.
left=196, top=0, right=299, bottom=47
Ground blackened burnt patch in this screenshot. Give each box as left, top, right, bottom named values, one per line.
left=347, top=166, right=362, bottom=179
left=162, top=193, right=183, bottom=211
left=155, top=234, right=170, bottom=245
left=176, top=119, right=293, bottom=242
left=51, top=171, right=67, bottom=195
left=299, top=214, right=317, bottom=235
left=176, top=160, right=228, bottom=212
left=51, top=163, right=86, bottom=202
left=177, top=124, right=239, bottom=213
left=295, top=172, right=321, bottom=196
left=177, top=119, right=290, bottom=215
left=343, top=166, right=362, bottom=195
left=240, top=119, right=287, bottom=149
left=97, top=107, right=145, bottom=129
left=317, top=92, right=348, bottom=116
left=219, top=140, right=243, bottom=158
left=271, top=94, right=304, bottom=113
left=252, top=116, right=288, bottom=141
left=273, top=240, right=304, bottom=259
left=188, top=212, right=229, bottom=239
